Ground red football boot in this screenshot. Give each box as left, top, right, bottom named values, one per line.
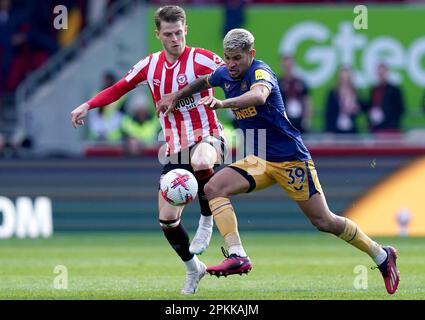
left=207, top=247, right=252, bottom=277
left=377, top=246, right=400, bottom=295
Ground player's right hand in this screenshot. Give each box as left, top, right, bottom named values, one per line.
left=198, top=96, right=223, bottom=110
left=70, top=103, right=89, bottom=128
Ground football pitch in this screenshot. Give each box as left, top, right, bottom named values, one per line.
left=1, top=232, right=424, bottom=300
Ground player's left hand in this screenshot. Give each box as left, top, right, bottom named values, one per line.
left=198, top=96, right=223, bottom=110
left=157, top=93, right=178, bottom=116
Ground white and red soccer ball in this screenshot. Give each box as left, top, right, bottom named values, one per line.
left=160, top=169, right=198, bottom=206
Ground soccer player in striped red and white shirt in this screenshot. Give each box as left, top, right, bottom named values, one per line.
left=70, top=5, right=227, bottom=295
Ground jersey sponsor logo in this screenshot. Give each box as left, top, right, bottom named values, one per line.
left=177, top=73, right=188, bottom=86
left=255, top=69, right=271, bottom=81
left=175, top=96, right=197, bottom=111
left=232, top=106, right=257, bottom=120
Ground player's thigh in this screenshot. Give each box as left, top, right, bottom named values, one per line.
left=228, top=155, right=275, bottom=193
left=205, top=167, right=251, bottom=197
left=190, top=142, right=217, bottom=171
left=158, top=190, right=184, bottom=221
left=270, top=159, right=323, bottom=202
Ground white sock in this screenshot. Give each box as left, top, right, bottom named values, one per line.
left=199, top=215, right=213, bottom=228
left=185, top=256, right=199, bottom=272
left=228, top=245, right=247, bottom=257
left=373, top=248, right=388, bottom=265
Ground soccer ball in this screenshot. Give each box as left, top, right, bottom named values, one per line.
left=160, top=169, right=198, bottom=206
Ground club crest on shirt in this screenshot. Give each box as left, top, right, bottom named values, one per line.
left=241, top=82, right=247, bottom=91
left=153, top=79, right=161, bottom=87
left=213, top=54, right=223, bottom=65
left=177, top=74, right=188, bottom=86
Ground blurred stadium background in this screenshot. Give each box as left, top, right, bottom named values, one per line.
left=1, top=0, right=425, bottom=299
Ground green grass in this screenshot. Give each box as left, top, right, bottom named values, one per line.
left=0, top=232, right=424, bottom=300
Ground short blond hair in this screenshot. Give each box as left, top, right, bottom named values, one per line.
left=223, top=28, right=255, bottom=52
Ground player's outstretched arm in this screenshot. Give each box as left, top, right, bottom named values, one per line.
left=70, top=103, right=90, bottom=128
left=157, top=75, right=212, bottom=116
left=70, top=78, right=135, bottom=128
left=201, top=84, right=270, bottom=111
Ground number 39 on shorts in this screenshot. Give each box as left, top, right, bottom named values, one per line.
left=286, top=167, right=306, bottom=191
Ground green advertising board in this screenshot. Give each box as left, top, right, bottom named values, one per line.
left=147, top=5, right=425, bottom=132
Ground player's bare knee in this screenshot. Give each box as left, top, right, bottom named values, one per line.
left=204, top=180, right=227, bottom=199
left=310, top=216, right=334, bottom=233
left=191, top=156, right=214, bottom=171
left=159, top=217, right=180, bottom=229
left=312, top=213, right=342, bottom=234
left=191, top=143, right=217, bottom=171
left=159, top=209, right=180, bottom=224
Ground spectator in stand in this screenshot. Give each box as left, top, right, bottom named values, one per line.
left=325, top=66, right=362, bottom=134
left=365, top=63, right=405, bottom=134
left=0, top=0, right=27, bottom=93
left=121, top=92, right=161, bottom=156
left=1, top=0, right=60, bottom=92
left=88, top=71, right=127, bottom=142
left=278, top=54, right=312, bottom=133
left=56, top=0, right=86, bottom=48
left=26, top=1, right=60, bottom=51
left=223, top=0, right=246, bottom=36
left=87, top=0, right=108, bottom=26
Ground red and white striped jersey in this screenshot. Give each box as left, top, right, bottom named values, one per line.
left=125, top=46, right=225, bottom=155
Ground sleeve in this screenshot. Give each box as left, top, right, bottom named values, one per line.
left=87, top=56, right=150, bottom=109
left=193, top=48, right=225, bottom=76
left=206, top=66, right=225, bottom=88
left=250, top=67, right=273, bottom=93
left=87, top=79, right=134, bottom=109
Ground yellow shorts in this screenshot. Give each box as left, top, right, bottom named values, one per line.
left=229, top=155, right=323, bottom=201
